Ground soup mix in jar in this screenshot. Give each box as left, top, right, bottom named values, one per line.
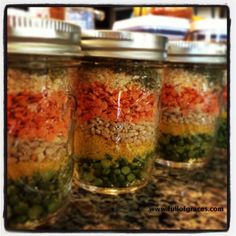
left=157, top=41, right=226, bottom=169
left=72, top=30, right=167, bottom=194
left=6, top=14, right=81, bottom=229
left=216, top=71, right=228, bottom=152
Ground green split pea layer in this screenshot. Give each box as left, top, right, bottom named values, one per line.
left=6, top=162, right=73, bottom=229
left=158, top=133, right=214, bottom=163
left=76, top=151, right=154, bottom=188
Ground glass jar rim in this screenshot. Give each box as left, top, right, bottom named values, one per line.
left=167, top=41, right=227, bottom=64
left=7, top=13, right=82, bottom=57
left=81, top=30, right=168, bottom=61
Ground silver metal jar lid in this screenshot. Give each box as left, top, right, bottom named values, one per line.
left=7, top=14, right=82, bottom=57
left=81, top=30, right=168, bottom=61
left=167, top=41, right=227, bottom=64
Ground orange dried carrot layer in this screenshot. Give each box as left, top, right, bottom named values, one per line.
left=75, top=81, right=158, bottom=123
left=161, top=84, right=220, bottom=116
left=7, top=91, right=70, bottom=141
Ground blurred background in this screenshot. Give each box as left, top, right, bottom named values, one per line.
left=8, top=6, right=228, bottom=43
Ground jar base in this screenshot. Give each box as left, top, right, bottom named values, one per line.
left=155, top=157, right=208, bottom=169
left=76, top=180, right=148, bottom=195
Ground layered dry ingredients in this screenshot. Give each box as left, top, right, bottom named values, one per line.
left=7, top=67, right=73, bottom=228
left=158, top=67, right=223, bottom=165
left=216, top=84, right=227, bottom=149
left=73, top=62, right=162, bottom=190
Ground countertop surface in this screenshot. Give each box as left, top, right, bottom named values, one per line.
left=42, top=152, right=228, bottom=232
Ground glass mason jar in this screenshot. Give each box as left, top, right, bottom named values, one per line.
left=72, top=30, right=168, bottom=194
left=6, top=14, right=81, bottom=229
left=157, top=41, right=227, bottom=169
